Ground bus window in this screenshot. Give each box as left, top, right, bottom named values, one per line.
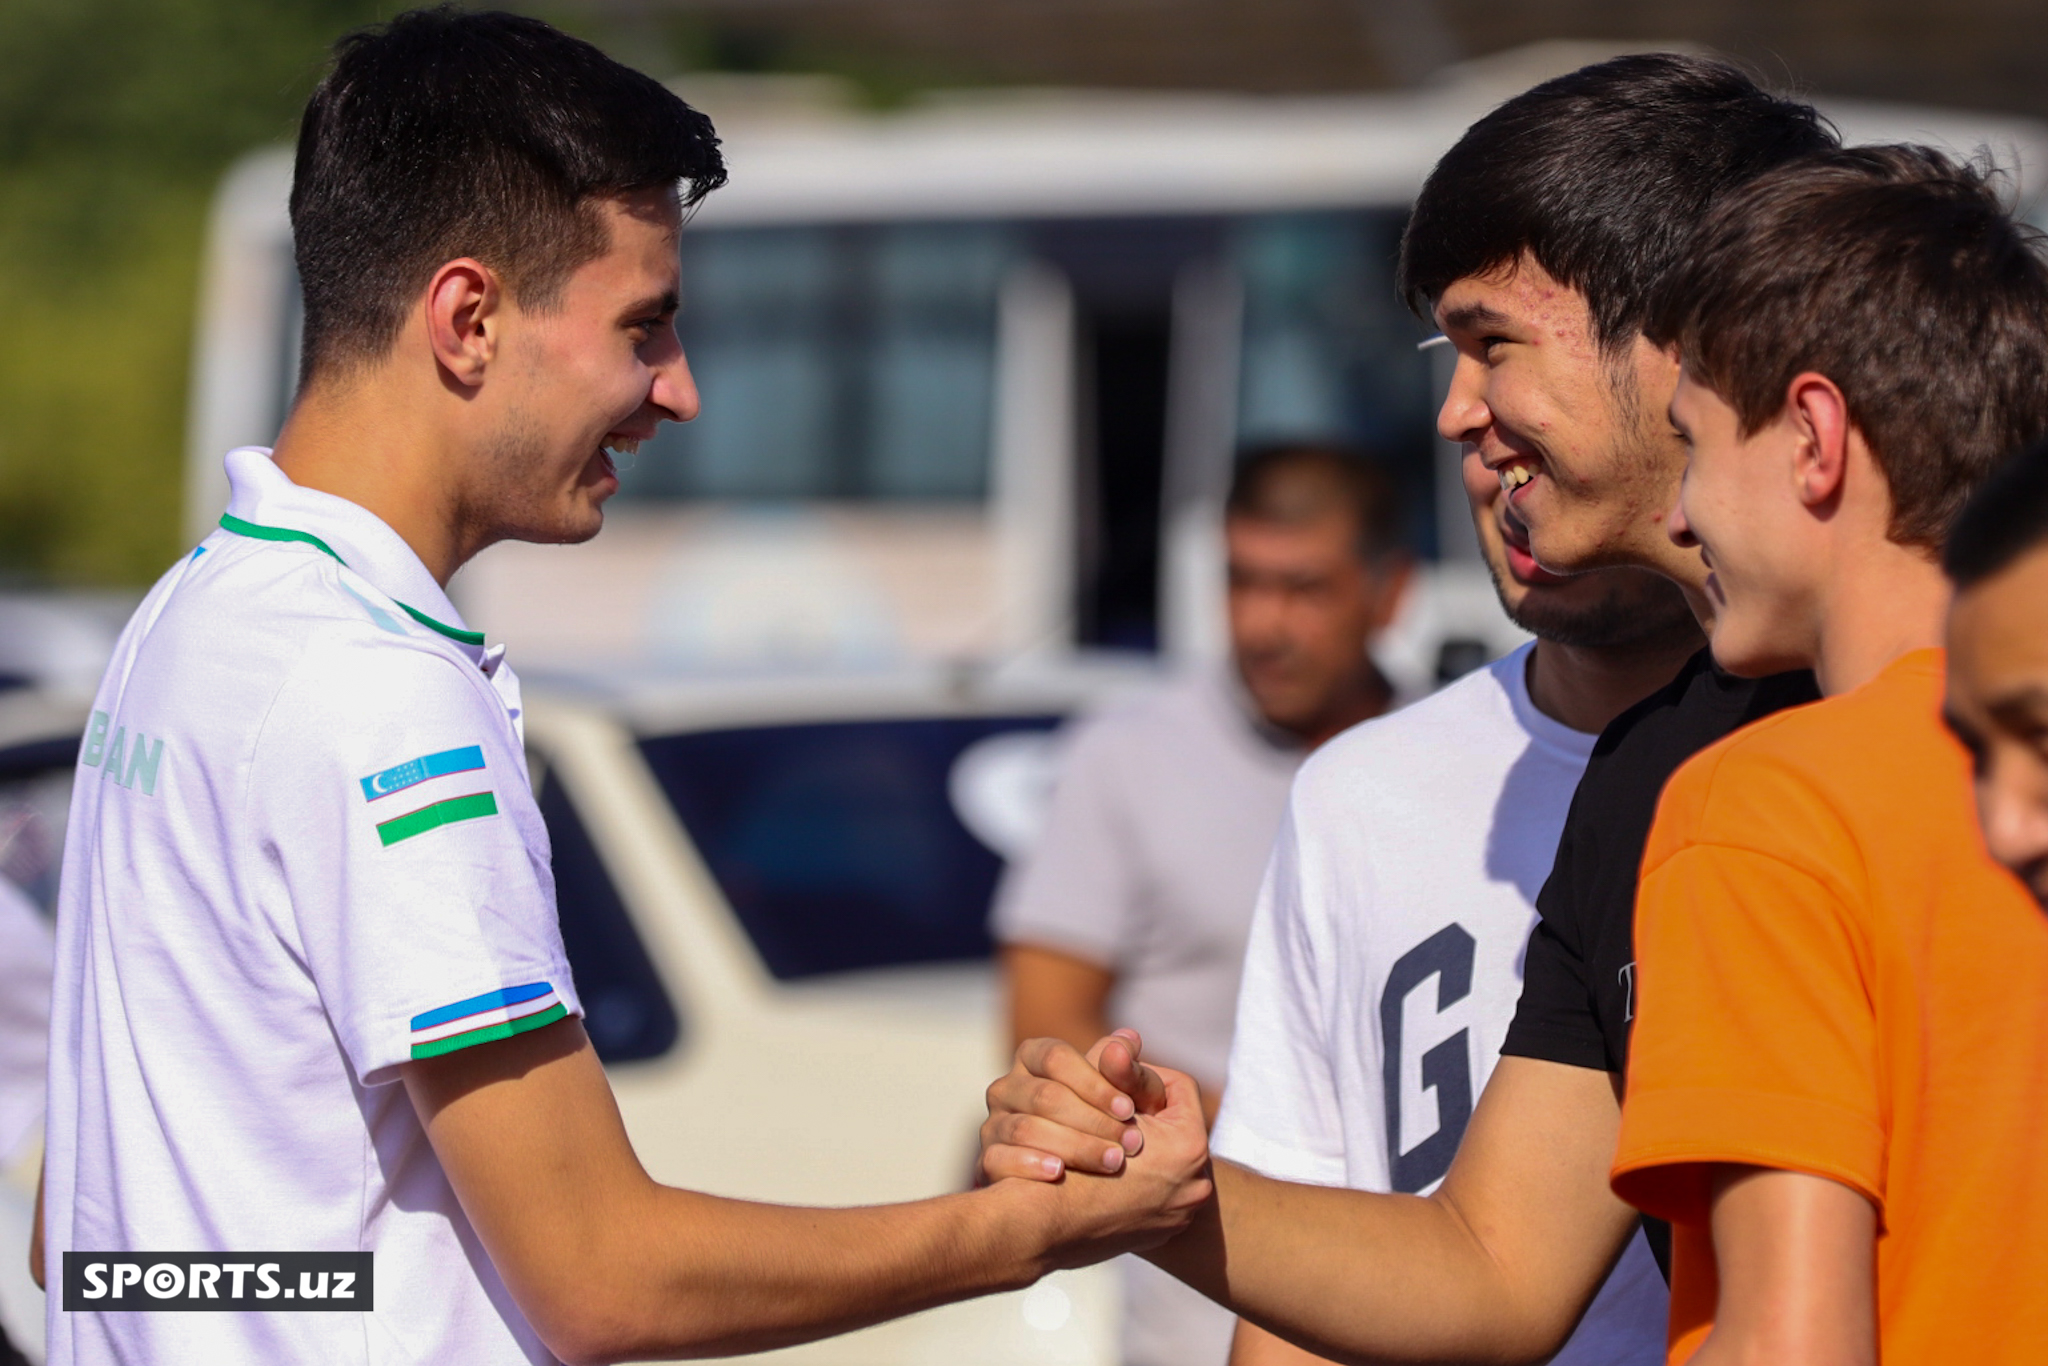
left=1233, top=209, right=1439, bottom=553
left=624, top=221, right=1020, bottom=502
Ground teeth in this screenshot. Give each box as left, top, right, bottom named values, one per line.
left=1499, top=464, right=1535, bottom=491
left=603, top=436, right=642, bottom=457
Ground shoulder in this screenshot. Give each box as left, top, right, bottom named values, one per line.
left=1651, top=664, right=1937, bottom=874
left=1059, top=673, right=1231, bottom=761
left=1296, top=652, right=1518, bottom=802
left=186, top=553, right=496, bottom=735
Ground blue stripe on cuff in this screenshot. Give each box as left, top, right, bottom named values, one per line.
left=410, top=981, right=555, bottom=1031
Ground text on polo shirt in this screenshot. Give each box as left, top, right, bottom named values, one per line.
left=82, top=710, right=165, bottom=796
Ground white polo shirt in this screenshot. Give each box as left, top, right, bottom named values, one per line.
left=43, top=448, right=581, bottom=1365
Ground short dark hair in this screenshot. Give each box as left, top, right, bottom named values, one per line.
left=1225, top=442, right=1403, bottom=561
left=1944, top=441, right=2048, bottom=589
left=1648, top=144, right=2048, bottom=549
left=1399, top=53, right=1836, bottom=352
left=291, top=7, right=726, bottom=383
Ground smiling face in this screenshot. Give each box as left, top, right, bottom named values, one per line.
left=1946, top=548, right=2048, bottom=908
left=1460, top=446, right=1698, bottom=649
left=1434, top=256, right=1698, bottom=588
left=463, top=187, right=698, bottom=547
left=1665, top=369, right=1826, bottom=676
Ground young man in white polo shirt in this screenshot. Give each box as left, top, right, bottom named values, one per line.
left=35, top=11, right=1208, bottom=1364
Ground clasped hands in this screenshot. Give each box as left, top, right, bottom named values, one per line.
left=980, top=1029, right=1217, bottom=1261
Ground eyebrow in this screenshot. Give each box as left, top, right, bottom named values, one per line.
left=1438, top=302, right=1516, bottom=333
left=1987, top=687, right=2048, bottom=728
left=622, top=289, right=679, bottom=320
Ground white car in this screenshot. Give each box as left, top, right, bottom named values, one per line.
left=0, top=654, right=1161, bottom=1365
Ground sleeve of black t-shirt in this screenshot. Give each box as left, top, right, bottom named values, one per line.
left=1500, top=652, right=1712, bottom=1076
left=1500, top=649, right=1821, bottom=1283
left=1504, top=840, right=1612, bottom=1073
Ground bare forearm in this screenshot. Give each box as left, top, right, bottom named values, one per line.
left=1148, top=1160, right=1575, bottom=1366
left=570, top=1180, right=1055, bottom=1362
left=1231, top=1317, right=1347, bottom=1366
left=1003, top=943, right=1113, bottom=1054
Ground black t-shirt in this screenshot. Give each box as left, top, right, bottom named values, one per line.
left=1500, top=646, right=1821, bottom=1275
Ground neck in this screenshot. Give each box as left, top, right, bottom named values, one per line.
left=1811, top=542, right=1949, bottom=696
left=270, top=376, right=476, bottom=587
left=1284, top=662, right=1393, bottom=751
left=1526, top=626, right=1703, bottom=735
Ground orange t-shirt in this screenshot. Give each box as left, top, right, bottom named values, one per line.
left=1611, top=649, right=2048, bottom=1363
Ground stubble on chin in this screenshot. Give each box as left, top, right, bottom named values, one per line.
left=466, top=408, right=606, bottom=548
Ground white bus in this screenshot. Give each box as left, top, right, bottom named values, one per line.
left=187, top=49, right=2048, bottom=691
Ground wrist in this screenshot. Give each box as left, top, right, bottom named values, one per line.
left=961, top=1178, right=1067, bottom=1290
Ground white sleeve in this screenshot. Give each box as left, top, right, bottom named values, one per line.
left=988, top=715, right=1140, bottom=969
left=249, top=639, right=580, bottom=1087
left=1211, top=794, right=1347, bottom=1187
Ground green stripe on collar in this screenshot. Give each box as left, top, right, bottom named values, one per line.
left=218, top=513, right=487, bottom=649
left=397, top=602, right=486, bottom=647
left=219, top=513, right=342, bottom=563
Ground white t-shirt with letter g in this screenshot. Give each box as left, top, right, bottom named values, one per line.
left=1213, top=645, right=1668, bottom=1365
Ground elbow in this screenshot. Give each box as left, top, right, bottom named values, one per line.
left=517, top=1270, right=656, bottom=1366
left=527, top=1284, right=736, bottom=1366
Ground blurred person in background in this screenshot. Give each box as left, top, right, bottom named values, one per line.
left=0, top=875, right=48, bottom=1366
left=993, top=441, right=1411, bottom=1366
left=1219, top=442, right=1698, bottom=1366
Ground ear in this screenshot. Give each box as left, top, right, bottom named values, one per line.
left=424, top=258, right=503, bottom=389
left=1784, top=372, right=1852, bottom=510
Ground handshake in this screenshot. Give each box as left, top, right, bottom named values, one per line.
left=977, top=1029, right=1219, bottom=1267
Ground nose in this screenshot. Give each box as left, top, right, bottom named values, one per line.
left=649, top=336, right=700, bottom=425
left=1667, top=473, right=1699, bottom=549
left=1980, top=753, right=2048, bottom=879
left=1435, top=351, right=1490, bottom=450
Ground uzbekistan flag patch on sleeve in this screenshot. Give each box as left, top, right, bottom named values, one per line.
left=409, top=982, right=567, bottom=1059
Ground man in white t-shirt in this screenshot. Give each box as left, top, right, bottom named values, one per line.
left=35, top=12, right=1208, bottom=1364
left=1213, top=446, right=1702, bottom=1365
left=995, top=444, right=1411, bottom=1366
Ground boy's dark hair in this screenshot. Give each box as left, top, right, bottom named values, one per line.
left=1226, top=442, right=1404, bottom=562
left=1648, top=144, right=2048, bottom=549
left=291, top=7, right=725, bottom=384
left=1399, top=53, right=1835, bottom=352
left=1944, top=440, right=2048, bottom=589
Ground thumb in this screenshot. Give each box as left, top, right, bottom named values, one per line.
left=1099, top=1030, right=1169, bottom=1117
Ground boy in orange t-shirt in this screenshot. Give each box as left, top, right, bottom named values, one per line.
left=1609, top=146, right=2048, bottom=1363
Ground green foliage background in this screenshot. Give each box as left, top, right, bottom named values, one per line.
left=0, top=1, right=954, bottom=585
left=0, top=0, right=390, bottom=584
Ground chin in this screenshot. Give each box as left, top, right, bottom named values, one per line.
left=1706, top=624, right=1804, bottom=680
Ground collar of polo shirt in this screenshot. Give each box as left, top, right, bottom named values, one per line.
left=217, top=447, right=497, bottom=671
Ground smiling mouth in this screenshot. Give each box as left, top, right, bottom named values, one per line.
left=1498, top=460, right=1538, bottom=493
